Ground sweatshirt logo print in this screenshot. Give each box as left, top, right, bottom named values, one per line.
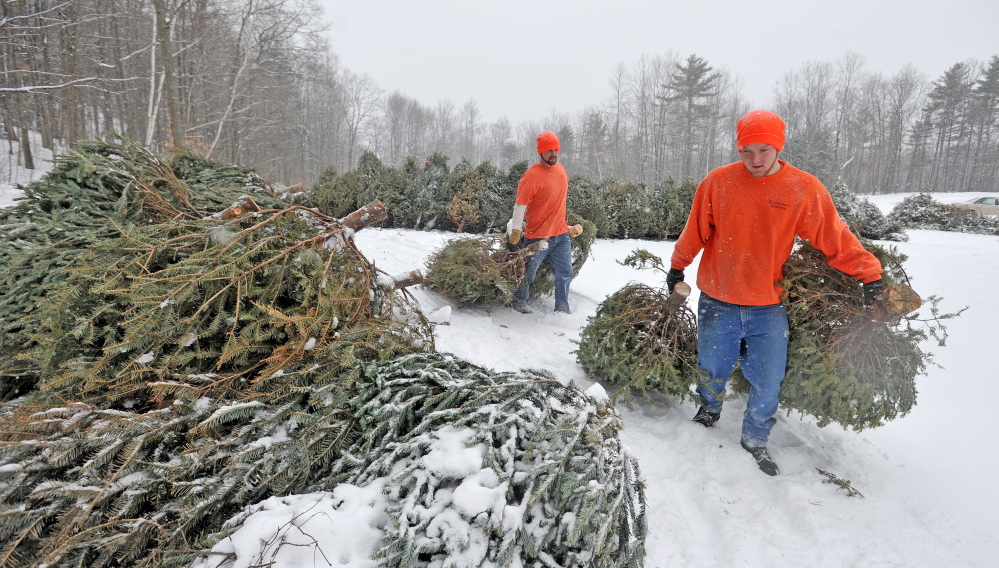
left=768, top=199, right=790, bottom=211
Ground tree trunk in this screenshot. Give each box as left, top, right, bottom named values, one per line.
left=152, top=0, right=184, bottom=150
left=339, top=200, right=388, bottom=230
left=9, top=49, right=33, bottom=168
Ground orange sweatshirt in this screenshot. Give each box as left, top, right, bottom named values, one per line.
left=670, top=160, right=882, bottom=306
left=516, top=162, right=569, bottom=239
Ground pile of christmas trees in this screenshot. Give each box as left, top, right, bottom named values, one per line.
left=0, top=140, right=291, bottom=398
left=0, top=140, right=646, bottom=567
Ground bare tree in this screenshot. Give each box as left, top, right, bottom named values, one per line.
left=341, top=69, right=381, bottom=169
left=151, top=0, right=185, bottom=149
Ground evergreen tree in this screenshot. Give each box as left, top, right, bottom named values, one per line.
left=567, top=174, right=615, bottom=237
left=971, top=56, right=999, bottom=192
left=602, top=180, right=656, bottom=239
left=475, top=161, right=517, bottom=234
left=651, top=177, right=697, bottom=239
left=325, top=353, right=647, bottom=568
left=576, top=250, right=698, bottom=402
left=924, top=62, right=976, bottom=191
left=447, top=169, right=484, bottom=233
left=886, top=192, right=999, bottom=235
left=827, top=180, right=904, bottom=240
left=423, top=236, right=532, bottom=307
left=661, top=54, right=720, bottom=179
left=778, top=240, right=960, bottom=429
left=0, top=139, right=288, bottom=399
left=407, top=151, right=452, bottom=230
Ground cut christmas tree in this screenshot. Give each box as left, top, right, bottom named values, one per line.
left=576, top=249, right=699, bottom=402
left=422, top=214, right=596, bottom=308
left=0, top=138, right=289, bottom=399
left=422, top=235, right=540, bottom=307
left=777, top=240, right=959, bottom=429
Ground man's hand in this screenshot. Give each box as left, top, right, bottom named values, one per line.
left=666, top=268, right=685, bottom=294
left=509, top=229, right=522, bottom=245
left=568, top=224, right=584, bottom=238
left=862, top=278, right=886, bottom=307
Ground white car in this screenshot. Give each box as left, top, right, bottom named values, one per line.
left=953, top=196, right=999, bottom=216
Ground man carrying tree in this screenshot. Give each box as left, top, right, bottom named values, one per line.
left=667, top=110, right=885, bottom=475
left=508, top=131, right=580, bottom=314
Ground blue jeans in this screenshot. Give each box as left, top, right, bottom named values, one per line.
left=695, top=293, right=789, bottom=448
left=514, top=232, right=572, bottom=313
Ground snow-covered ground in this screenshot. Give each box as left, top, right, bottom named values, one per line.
left=351, top=216, right=999, bottom=568
left=0, top=134, right=53, bottom=208
left=3, top=152, right=996, bottom=566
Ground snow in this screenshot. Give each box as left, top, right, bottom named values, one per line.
left=135, top=351, right=156, bottom=365
left=192, top=483, right=389, bottom=568
left=420, top=425, right=487, bottom=479
left=345, top=202, right=999, bottom=567
left=0, top=131, right=53, bottom=208
left=3, top=156, right=997, bottom=566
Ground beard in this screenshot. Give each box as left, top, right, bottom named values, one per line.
left=543, top=154, right=558, bottom=166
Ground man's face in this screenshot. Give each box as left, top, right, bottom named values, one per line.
left=739, top=143, right=779, bottom=178
left=540, top=148, right=559, bottom=166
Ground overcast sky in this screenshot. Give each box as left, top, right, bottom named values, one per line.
left=319, top=0, right=998, bottom=125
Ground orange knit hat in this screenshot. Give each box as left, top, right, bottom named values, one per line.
left=536, top=131, right=560, bottom=154
left=737, top=110, right=786, bottom=152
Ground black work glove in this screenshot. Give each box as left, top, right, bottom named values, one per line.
left=862, top=278, right=886, bottom=307
left=666, top=268, right=685, bottom=294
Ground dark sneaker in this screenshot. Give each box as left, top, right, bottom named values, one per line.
left=512, top=302, right=533, bottom=314
left=741, top=440, right=779, bottom=476
left=692, top=406, right=720, bottom=427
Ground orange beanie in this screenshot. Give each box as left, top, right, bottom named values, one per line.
left=737, top=110, right=786, bottom=152
left=536, top=131, right=560, bottom=154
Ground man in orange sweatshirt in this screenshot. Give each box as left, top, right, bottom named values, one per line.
left=508, top=131, right=575, bottom=314
left=668, top=110, right=885, bottom=476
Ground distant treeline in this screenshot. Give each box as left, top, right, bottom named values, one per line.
left=1, top=1, right=997, bottom=194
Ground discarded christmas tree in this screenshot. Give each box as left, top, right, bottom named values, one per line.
left=423, top=214, right=596, bottom=308
left=0, top=138, right=288, bottom=399
left=777, top=240, right=958, bottom=429
left=323, top=353, right=646, bottom=568
left=576, top=249, right=699, bottom=402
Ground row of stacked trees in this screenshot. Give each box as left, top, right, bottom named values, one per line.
left=2, top=1, right=996, bottom=194
left=310, top=150, right=698, bottom=240
left=310, top=148, right=999, bottom=247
